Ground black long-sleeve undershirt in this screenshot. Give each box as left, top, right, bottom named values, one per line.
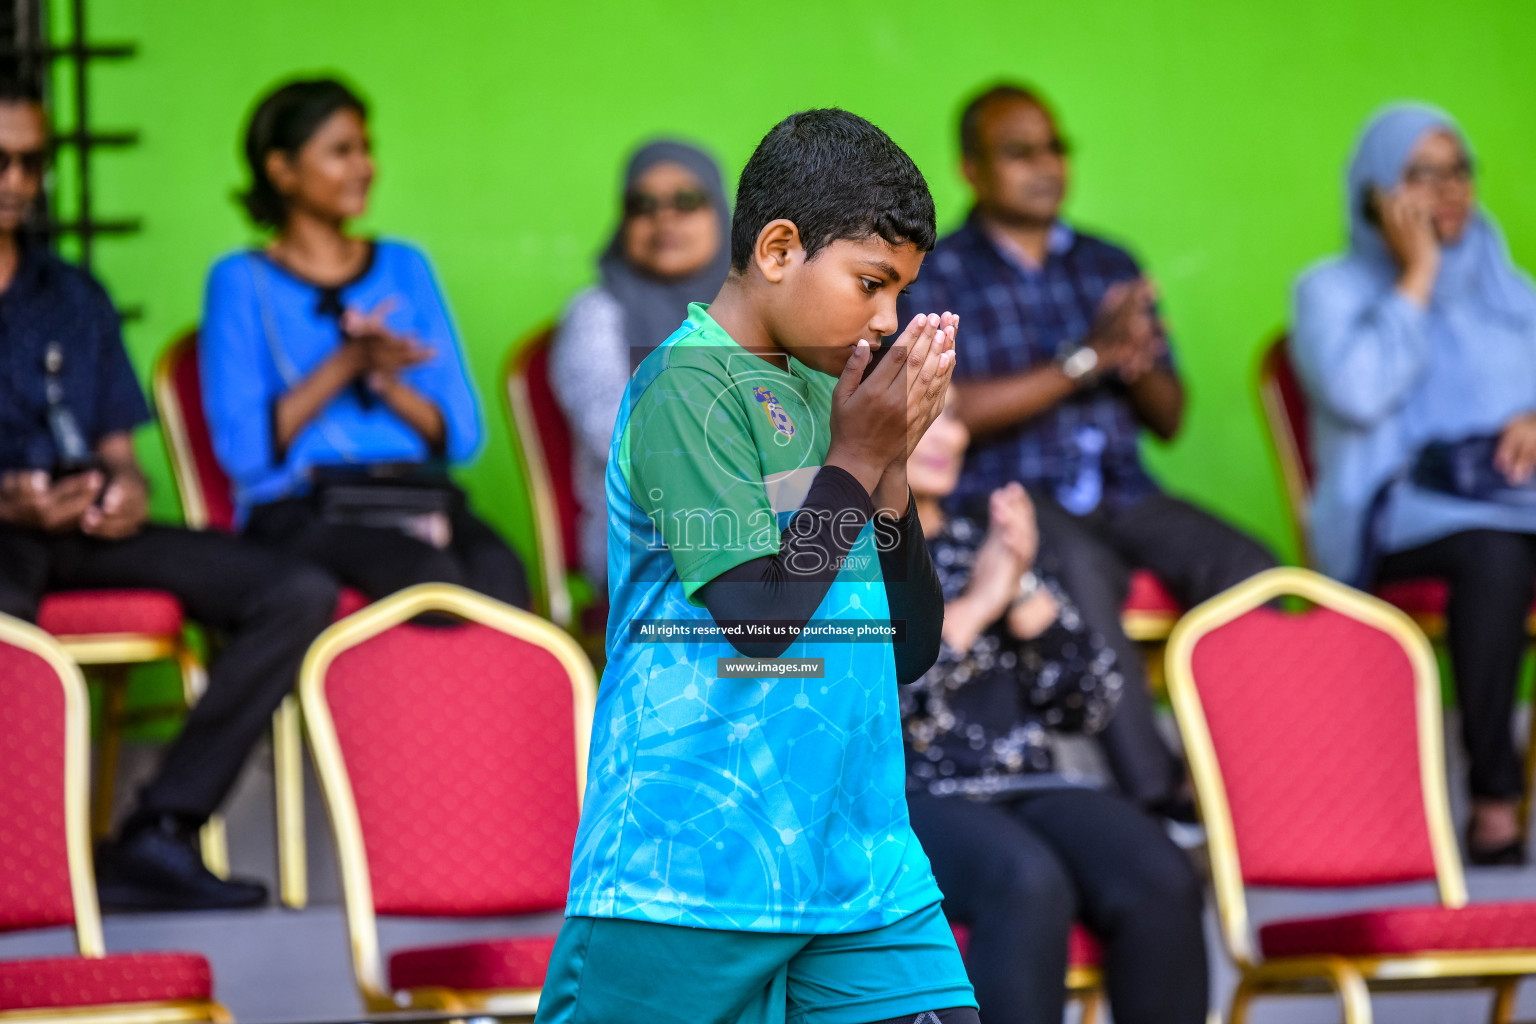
left=877, top=499, right=944, bottom=685
left=696, top=465, right=943, bottom=682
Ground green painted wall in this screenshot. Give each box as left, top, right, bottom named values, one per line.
left=68, top=0, right=1536, bottom=568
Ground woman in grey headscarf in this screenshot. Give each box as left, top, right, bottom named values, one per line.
left=1292, top=103, right=1536, bottom=864
left=550, top=140, right=731, bottom=586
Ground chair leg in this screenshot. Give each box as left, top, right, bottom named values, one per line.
left=1231, top=963, right=1373, bottom=1024
left=91, top=666, right=130, bottom=841
left=198, top=817, right=230, bottom=879
left=1490, top=977, right=1521, bottom=1024
left=1143, top=640, right=1168, bottom=696
left=1229, top=977, right=1257, bottom=1024
left=272, top=694, right=308, bottom=908
left=1330, top=961, right=1372, bottom=1024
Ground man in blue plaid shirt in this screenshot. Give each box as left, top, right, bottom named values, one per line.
left=900, top=83, right=1273, bottom=821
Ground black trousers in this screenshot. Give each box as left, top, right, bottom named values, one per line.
left=1377, top=529, right=1536, bottom=800
left=1029, top=492, right=1276, bottom=806
left=908, top=787, right=1209, bottom=1024
left=245, top=493, right=530, bottom=608
left=0, top=524, right=337, bottom=825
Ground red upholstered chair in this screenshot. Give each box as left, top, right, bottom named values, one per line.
left=1166, top=567, right=1536, bottom=1024
left=300, top=584, right=596, bottom=1014
left=152, top=330, right=316, bottom=907
left=1121, top=569, right=1181, bottom=642
left=950, top=922, right=1104, bottom=1023
left=0, top=612, right=230, bottom=1024
left=1256, top=337, right=1316, bottom=566
left=503, top=326, right=611, bottom=650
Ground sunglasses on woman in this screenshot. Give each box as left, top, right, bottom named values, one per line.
left=625, top=188, right=710, bottom=217
left=0, top=146, right=48, bottom=178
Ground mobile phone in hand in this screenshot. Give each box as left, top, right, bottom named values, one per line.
left=1361, top=186, right=1384, bottom=228
left=50, top=458, right=109, bottom=507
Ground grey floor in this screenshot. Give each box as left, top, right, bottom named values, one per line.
left=5, top=715, right=1536, bottom=1024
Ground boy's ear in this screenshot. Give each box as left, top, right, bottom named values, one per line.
left=754, top=219, right=801, bottom=284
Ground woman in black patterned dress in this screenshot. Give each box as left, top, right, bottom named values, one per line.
left=903, top=400, right=1208, bottom=1024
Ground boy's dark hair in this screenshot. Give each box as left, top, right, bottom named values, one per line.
left=958, top=82, right=1050, bottom=157
left=730, top=108, right=934, bottom=272
left=240, top=76, right=367, bottom=229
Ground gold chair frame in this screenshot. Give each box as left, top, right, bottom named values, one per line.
left=1165, top=567, right=1536, bottom=1024
left=151, top=333, right=306, bottom=907
left=0, top=613, right=232, bottom=1024
left=299, top=584, right=596, bottom=1015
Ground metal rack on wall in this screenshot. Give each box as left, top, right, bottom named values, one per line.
left=2, top=0, right=139, bottom=282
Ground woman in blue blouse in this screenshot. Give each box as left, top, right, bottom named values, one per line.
left=1293, top=104, right=1536, bottom=863
left=201, top=78, right=526, bottom=607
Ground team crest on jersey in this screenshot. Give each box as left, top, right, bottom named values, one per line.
left=752, top=386, right=796, bottom=438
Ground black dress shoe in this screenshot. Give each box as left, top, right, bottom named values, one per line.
left=96, top=816, right=268, bottom=911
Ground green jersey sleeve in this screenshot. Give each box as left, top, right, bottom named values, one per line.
left=620, top=365, right=781, bottom=601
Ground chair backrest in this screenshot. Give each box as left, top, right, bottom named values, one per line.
left=152, top=330, right=237, bottom=532
left=300, top=584, right=595, bottom=1004
left=1164, top=568, right=1464, bottom=966
left=504, top=325, right=577, bottom=627
left=0, top=614, right=104, bottom=956
left=1256, top=335, right=1313, bottom=563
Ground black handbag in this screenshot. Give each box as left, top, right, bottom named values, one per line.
left=1354, top=434, right=1536, bottom=588
left=1412, top=435, right=1536, bottom=507
left=311, top=463, right=457, bottom=544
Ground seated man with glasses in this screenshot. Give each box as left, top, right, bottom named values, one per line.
left=899, top=82, right=1274, bottom=826
left=0, top=76, right=337, bottom=910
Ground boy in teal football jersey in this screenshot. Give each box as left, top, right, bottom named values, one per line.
left=537, top=109, right=975, bottom=1024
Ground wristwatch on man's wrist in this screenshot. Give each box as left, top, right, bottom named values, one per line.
left=1058, top=345, right=1099, bottom=383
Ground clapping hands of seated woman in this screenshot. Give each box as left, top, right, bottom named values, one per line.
left=991, top=483, right=1061, bottom=639
left=966, top=482, right=1060, bottom=641
left=341, top=300, right=434, bottom=393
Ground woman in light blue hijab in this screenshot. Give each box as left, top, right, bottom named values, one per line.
left=1293, top=103, right=1536, bottom=864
